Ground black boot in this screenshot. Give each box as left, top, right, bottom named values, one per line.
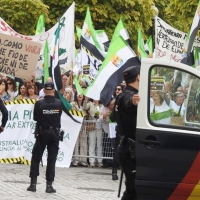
left=46, top=181, right=56, bottom=193
left=27, top=177, right=37, bottom=192
left=112, top=168, right=118, bottom=180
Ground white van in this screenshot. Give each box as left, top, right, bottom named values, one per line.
left=136, top=58, right=200, bottom=200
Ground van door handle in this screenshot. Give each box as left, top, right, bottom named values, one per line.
left=139, top=139, right=161, bottom=145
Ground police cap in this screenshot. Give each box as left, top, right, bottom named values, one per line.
left=44, top=82, right=54, bottom=90
left=123, top=66, right=140, bottom=82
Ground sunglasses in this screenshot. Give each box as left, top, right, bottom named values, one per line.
left=115, top=88, right=122, bottom=91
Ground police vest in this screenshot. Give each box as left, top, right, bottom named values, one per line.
left=39, top=98, right=62, bottom=128
left=114, top=90, right=137, bottom=138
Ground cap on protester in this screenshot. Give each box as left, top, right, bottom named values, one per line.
left=123, top=66, right=140, bottom=82
left=44, top=82, right=54, bottom=90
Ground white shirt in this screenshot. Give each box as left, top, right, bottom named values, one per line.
left=150, top=103, right=171, bottom=125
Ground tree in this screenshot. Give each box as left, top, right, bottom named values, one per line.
left=0, top=0, right=50, bottom=35
left=43, top=0, right=155, bottom=51
left=164, top=0, right=198, bottom=33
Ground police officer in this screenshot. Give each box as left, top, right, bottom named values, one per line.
left=27, top=82, right=62, bottom=193
left=0, top=97, right=8, bottom=133
left=111, top=66, right=140, bottom=200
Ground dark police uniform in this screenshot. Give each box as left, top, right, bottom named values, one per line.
left=27, top=82, right=62, bottom=193
left=111, top=66, right=140, bottom=200
left=0, top=98, right=8, bottom=132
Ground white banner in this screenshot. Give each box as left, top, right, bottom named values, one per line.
left=155, top=17, right=200, bottom=62
left=0, top=2, right=75, bottom=74
left=0, top=103, right=83, bottom=168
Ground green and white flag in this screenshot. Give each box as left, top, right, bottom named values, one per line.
left=138, top=28, right=148, bottom=58
left=35, top=15, right=45, bottom=35
left=193, top=46, right=200, bottom=68
left=183, top=0, right=200, bottom=53
left=80, top=7, right=105, bottom=61
left=96, top=30, right=110, bottom=51
left=43, top=40, right=50, bottom=83
left=82, top=36, right=140, bottom=106
left=80, top=8, right=108, bottom=79
left=145, top=36, right=153, bottom=58
left=76, top=26, right=82, bottom=41
left=150, top=109, right=172, bottom=123
left=111, top=18, right=132, bottom=47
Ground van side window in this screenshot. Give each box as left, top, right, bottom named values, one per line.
left=149, top=66, right=200, bottom=128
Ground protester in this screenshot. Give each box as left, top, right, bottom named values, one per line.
left=88, top=100, right=103, bottom=167
left=99, top=98, right=115, bottom=168
left=176, top=86, right=184, bottom=93
left=166, top=92, right=173, bottom=100
left=26, top=83, right=39, bottom=100
left=172, top=92, right=185, bottom=116
left=64, top=87, right=74, bottom=102
left=0, top=79, right=12, bottom=102
left=150, top=91, right=172, bottom=124
left=70, top=92, right=87, bottom=167
left=110, top=84, right=124, bottom=180
left=39, top=77, right=53, bottom=98
left=60, top=74, right=70, bottom=95
left=82, top=97, right=97, bottom=167
left=7, top=78, right=17, bottom=99
left=14, top=83, right=27, bottom=100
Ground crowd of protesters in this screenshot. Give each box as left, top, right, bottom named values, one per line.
left=150, top=69, right=191, bottom=125
left=0, top=67, right=194, bottom=181
left=0, top=71, right=126, bottom=180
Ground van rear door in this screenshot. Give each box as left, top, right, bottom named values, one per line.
left=136, top=58, right=200, bottom=200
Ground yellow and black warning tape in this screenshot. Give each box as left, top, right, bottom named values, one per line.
left=4, top=99, right=83, bottom=117
left=69, top=109, right=84, bottom=117
left=0, top=156, right=31, bottom=165
left=4, top=99, right=36, bottom=105
left=88, top=76, right=94, bottom=83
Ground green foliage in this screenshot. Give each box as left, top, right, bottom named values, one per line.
left=43, top=0, right=155, bottom=51
left=164, top=0, right=198, bottom=33
left=0, top=0, right=50, bottom=35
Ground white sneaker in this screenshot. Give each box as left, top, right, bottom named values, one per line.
left=90, top=163, right=95, bottom=167
left=98, top=163, right=103, bottom=168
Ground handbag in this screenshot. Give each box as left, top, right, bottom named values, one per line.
left=171, top=103, right=184, bottom=126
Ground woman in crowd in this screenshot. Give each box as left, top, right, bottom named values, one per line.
left=64, top=87, right=74, bottom=103
left=110, top=84, right=124, bottom=180
left=7, top=78, right=17, bottom=100
left=172, top=92, right=185, bottom=116
left=83, top=97, right=98, bottom=167
left=14, top=83, right=27, bottom=100
left=99, top=98, right=115, bottom=168
left=0, top=79, right=12, bottom=102
left=150, top=91, right=172, bottom=124
left=26, top=83, right=39, bottom=100
left=88, top=99, right=103, bottom=168
left=60, top=74, right=70, bottom=95
left=71, top=92, right=87, bottom=167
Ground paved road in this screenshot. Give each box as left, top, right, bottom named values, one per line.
left=0, top=163, right=123, bottom=200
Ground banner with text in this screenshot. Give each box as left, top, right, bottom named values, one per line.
left=155, top=17, right=200, bottom=62
left=0, top=33, right=42, bottom=80
left=0, top=103, right=82, bottom=168
left=0, top=2, right=75, bottom=76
